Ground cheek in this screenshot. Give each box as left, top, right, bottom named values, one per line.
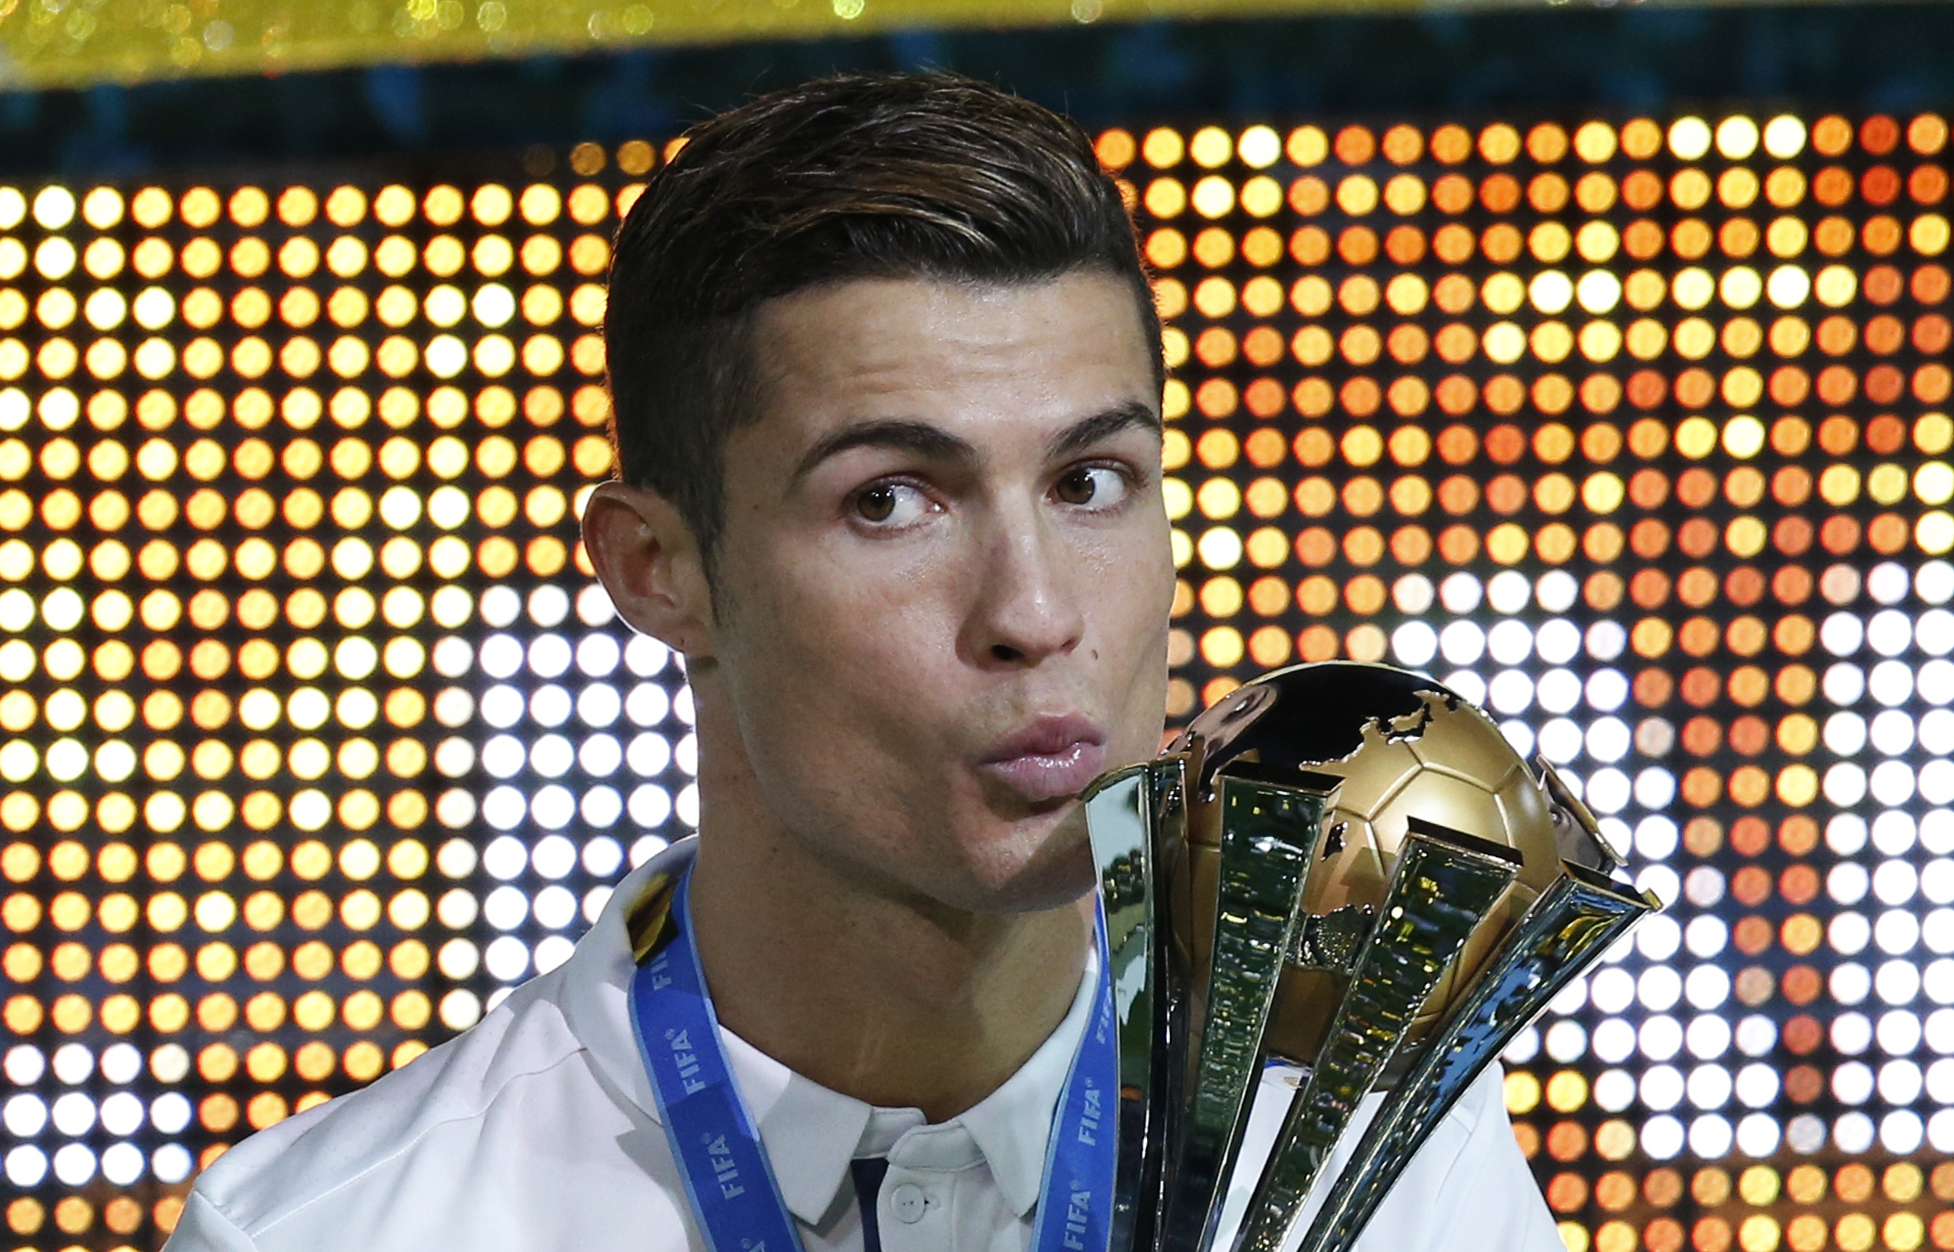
left=1077, top=525, right=1175, bottom=754
left=719, top=545, right=966, bottom=740
left=1082, top=518, right=1176, bottom=644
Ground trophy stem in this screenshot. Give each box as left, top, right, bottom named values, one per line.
left=1292, top=863, right=1657, bottom=1252
left=1157, top=771, right=1334, bottom=1252
left=1084, top=759, right=1192, bottom=1252
left=1235, top=824, right=1521, bottom=1252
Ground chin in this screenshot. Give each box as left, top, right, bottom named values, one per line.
left=936, top=804, right=1098, bottom=915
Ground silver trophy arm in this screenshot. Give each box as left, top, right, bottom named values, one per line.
left=1236, top=821, right=1522, bottom=1252
left=1293, top=861, right=1658, bottom=1252
left=1158, top=768, right=1336, bottom=1252
left=1084, top=759, right=1190, bottom=1252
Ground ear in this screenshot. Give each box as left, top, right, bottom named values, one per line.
left=581, top=482, right=717, bottom=660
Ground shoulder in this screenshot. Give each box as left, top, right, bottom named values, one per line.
left=168, top=965, right=681, bottom=1252
left=1360, top=1063, right=1561, bottom=1252
left=1218, top=1061, right=1549, bottom=1252
left=164, top=843, right=702, bottom=1252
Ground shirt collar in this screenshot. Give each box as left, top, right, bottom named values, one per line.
left=554, top=837, right=696, bottom=1123
left=725, top=945, right=1100, bottom=1225
left=557, top=837, right=1101, bottom=1224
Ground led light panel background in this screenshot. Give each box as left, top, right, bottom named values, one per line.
left=0, top=111, right=1947, bottom=1252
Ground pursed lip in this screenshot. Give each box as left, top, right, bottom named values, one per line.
left=976, top=714, right=1109, bottom=803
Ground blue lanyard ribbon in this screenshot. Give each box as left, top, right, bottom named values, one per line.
left=629, top=869, right=1119, bottom=1252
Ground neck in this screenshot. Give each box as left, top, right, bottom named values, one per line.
left=686, top=818, right=1090, bottom=1123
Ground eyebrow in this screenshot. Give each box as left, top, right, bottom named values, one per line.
left=790, top=401, right=1163, bottom=486
left=789, top=420, right=977, bottom=485
left=1044, top=401, right=1162, bottom=461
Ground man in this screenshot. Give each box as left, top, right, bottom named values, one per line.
left=165, top=72, right=1560, bottom=1252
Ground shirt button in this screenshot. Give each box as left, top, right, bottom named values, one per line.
left=890, top=1182, right=927, bottom=1224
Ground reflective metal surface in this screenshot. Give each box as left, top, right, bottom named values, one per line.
left=1538, top=755, right=1629, bottom=872
left=1236, top=822, right=1519, bottom=1252
left=1080, top=661, right=1663, bottom=1252
left=1174, top=662, right=1561, bottom=1065
left=1287, top=906, right=1375, bottom=974
left=1159, top=770, right=1335, bottom=1250
left=1084, top=757, right=1195, bottom=1252
left=1294, top=862, right=1656, bottom=1252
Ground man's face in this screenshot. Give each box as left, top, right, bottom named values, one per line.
left=703, top=272, right=1173, bottom=912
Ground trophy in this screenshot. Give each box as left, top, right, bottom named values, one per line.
left=1082, top=661, right=1661, bottom=1252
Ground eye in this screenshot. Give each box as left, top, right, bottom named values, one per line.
left=852, top=482, right=931, bottom=527
left=1054, top=465, right=1129, bottom=508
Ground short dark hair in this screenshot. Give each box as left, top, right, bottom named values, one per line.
left=604, top=71, right=1160, bottom=568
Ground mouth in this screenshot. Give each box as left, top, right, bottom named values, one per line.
left=976, top=714, right=1110, bottom=804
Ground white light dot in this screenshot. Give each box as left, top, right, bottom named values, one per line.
left=1762, top=114, right=1807, bottom=158
left=51, top=1143, right=96, bottom=1186
left=441, top=989, right=483, bottom=1031
left=484, top=835, right=529, bottom=880
left=101, top=1092, right=144, bottom=1135
left=1834, top=1112, right=1876, bottom=1155
left=1715, top=115, right=1759, bottom=159
left=485, top=935, right=531, bottom=981
left=484, top=885, right=529, bottom=930
left=630, top=780, right=675, bottom=829
left=581, top=784, right=623, bottom=827
left=1535, top=571, right=1578, bottom=612
left=530, top=736, right=575, bottom=778
left=438, top=938, right=480, bottom=979
left=480, top=585, right=522, bottom=627
left=1391, top=621, right=1437, bottom=668
left=101, top=1142, right=145, bottom=1186
left=1640, top=1015, right=1683, bottom=1062
left=625, top=634, right=670, bottom=676
left=532, top=834, right=577, bottom=879
left=51, top=1043, right=93, bottom=1084
left=1441, top=670, right=1485, bottom=708
left=583, top=836, right=625, bottom=878
left=480, top=679, right=527, bottom=726
left=529, top=634, right=573, bottom=679
left=5, top=1145, right=47, bottom=1186
left=535, top=934, right=576, bottom=973
left=533, top=884, right=579, bottom=930
left=1641, top=1115, right=1685, bottom=1160
left=1688, top=1114, right=1733, bottom=1159
left=32, top=185, right=76, bottom=229
left=1735, top=1113, right=1780, bottom=1157
left=4, top=1046, right=43, bottom=1086
left=577, top=633, right=622, bottom=678
left=1486, top=570, right=1531, bottom=614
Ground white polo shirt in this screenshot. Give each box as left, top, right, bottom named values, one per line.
left=164, top=840, right=1561, bottom=1252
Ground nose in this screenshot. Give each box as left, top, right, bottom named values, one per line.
left=960, top=504, right=1085, bottom=670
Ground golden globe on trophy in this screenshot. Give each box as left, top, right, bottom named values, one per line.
left=1082, top=661, right=1662, bottom=1252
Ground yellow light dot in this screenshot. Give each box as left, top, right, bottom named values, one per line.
left=1503, top=1070, right=1541, bottom=1114
left=1190, top=176, right=1235, bottom=219
left=1141, top=128, right=1184, bottom=169
left=1544, top=1069, right=1588, bottom=1112
left=1188, top=126, right=1233, bottom=169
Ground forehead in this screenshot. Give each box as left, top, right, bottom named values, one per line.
left=746, top=273, right=1157, bottom=433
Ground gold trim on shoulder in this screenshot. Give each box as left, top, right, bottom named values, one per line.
left=625, top=871, right=681, bottom=965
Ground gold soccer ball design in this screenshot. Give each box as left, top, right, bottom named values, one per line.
left=1171, top=661, right=1565, bottom=1066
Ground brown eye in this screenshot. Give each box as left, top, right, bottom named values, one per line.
left=1055, top=470, right=1096, bottom=505
left=856, top=486, right=897, bottom=522
left=851, top=482, right=932, bottom=527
